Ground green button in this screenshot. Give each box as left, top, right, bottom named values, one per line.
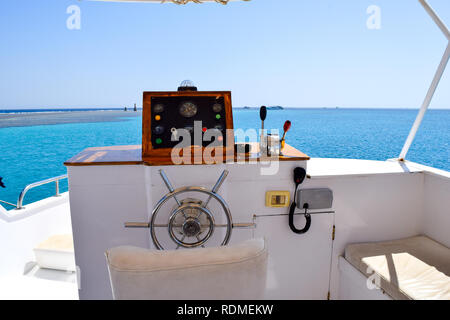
left=156, top=138, right=162, bottom=145
left=215, top=114, right=221, bottom=120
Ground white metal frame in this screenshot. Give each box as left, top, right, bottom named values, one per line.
left=16, top=175, right=67, bottom=209
left=399, top=0, right=450, bottom=160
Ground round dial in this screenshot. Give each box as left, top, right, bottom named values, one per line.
left=179, top=102, right=198, bottom=118
left=154, top=104, right=165, bottom=113
left=212, top=103, right=223, bottom=113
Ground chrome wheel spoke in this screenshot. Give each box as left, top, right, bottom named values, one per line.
left=195, top=210, right=203, bottom=219
left=176, top=235, right=186, bottom=250
left=149, top=169, right=232, bottom=250
left=196, top=235, right=205, bottom=248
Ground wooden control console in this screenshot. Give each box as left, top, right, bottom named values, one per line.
left=142, top=91, right=234, bottom=164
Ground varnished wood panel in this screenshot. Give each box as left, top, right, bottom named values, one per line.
left=64, top=145, right=142, bottom=166
left=64, top=143, right=310, bottom=167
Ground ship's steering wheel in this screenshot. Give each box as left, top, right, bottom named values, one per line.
left=125, top=169, right=254, bottom=250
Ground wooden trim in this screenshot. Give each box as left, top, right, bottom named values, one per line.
left=142, top=91, right=234, bottom=162
left=64, top=143, right=310, bottom=167
left=64, top=145, right=143, bottom=166
left=64, top=161, right=143, bottom=167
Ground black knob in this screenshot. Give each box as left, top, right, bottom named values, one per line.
left=153, top=125, right=165, bottom=135
left=260, top=106, right=267, bottom=121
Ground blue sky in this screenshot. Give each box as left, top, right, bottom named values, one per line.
left=0, top=0, right=449, bottom=109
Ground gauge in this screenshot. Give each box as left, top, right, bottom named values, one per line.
left=153, top=104, right=165, bottom=113
left=153, top=125, right=165, bottom=135
left=179, top=102, right=198, bottom=118
left=212, top=103, right=223, bottom=113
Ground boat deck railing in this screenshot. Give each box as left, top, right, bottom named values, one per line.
left=0, top=199, right=17, bottom=209
left=0, top=174, right=68, bottom=210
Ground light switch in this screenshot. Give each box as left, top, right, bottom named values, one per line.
left=265, top=191, right=290, bottom=207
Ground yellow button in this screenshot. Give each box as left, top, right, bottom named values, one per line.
left=155, top=115, right=161, bottom=121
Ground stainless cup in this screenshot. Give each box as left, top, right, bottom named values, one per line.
left=267, top=133, right=280, bottom=157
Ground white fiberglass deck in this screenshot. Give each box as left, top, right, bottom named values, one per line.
left=308, top=158, right=449, bottom=178
left=1, top=158, right=449, bottom=300
left=0, top=266, right=78, bottom=300
left=0, top=193, right=78, bottom=300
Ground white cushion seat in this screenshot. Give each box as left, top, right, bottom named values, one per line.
left=345, top=235, right=450, bottom=300
left=33, top=234, right=76, bottom=272
left=105, top=238, right=268, bottom=300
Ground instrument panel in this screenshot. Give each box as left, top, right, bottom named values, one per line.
left=142, top=91, right=233, bottom=162
left=150, top=96, right=227, bottom=149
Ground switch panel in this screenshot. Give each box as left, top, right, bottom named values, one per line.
left=142, top=91, right=233, bottom=164
left=265, top=191, right=290, bottom=208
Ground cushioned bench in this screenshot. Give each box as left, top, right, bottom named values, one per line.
left=345, top=236, right=450, bottom=300
left=33, top=234, right=76, bottom=272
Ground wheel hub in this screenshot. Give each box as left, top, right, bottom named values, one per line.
left=182, top=218, right=202, bottom=237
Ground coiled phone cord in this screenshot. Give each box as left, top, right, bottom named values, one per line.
left=288, top=168, right=311, bottom=234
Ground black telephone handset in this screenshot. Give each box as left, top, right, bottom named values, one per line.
left=289, top=167, right=311, bottom=234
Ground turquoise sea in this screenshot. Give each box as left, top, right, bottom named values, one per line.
left=0, top=108, right=449, bottom=207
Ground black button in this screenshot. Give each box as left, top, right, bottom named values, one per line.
left=154, top=126, right=165, bottom=135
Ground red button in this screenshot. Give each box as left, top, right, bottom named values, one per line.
left=202, top=127, right=207, bottom=133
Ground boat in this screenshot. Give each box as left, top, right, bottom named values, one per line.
left=0, top=0, right=449, bottom=301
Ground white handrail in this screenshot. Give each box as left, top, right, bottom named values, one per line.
left=0, top=200, right=17, bottom=208
left=399, top=0, right=450, bottom=160
left=16, top=174, right=68, bottom=209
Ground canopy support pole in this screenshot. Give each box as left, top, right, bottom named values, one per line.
left=398, top=0, right=450, bottom=160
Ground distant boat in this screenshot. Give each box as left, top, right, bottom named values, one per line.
left=239, top=106, right=284, bottom=110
